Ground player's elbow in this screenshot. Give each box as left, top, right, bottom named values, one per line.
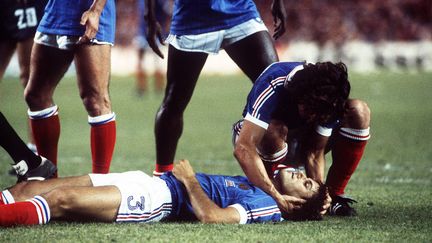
left=197, top=212, right=224, bottom=224
left=233, top=143, right=249, bottom=165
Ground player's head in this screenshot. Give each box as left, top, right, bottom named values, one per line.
left=275, top=169, right=328, bottom=221
left=285, top=62, right=351, bottom=125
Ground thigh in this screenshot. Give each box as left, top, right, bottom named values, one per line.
left=26, top=43, right=74, bottom=108
left=10, top=174, right=93, bottom=202
left=16, top=38, right=33, bottom=86
left=0, top=40, right=17, bottom=80
left=164, top=45, right=208, bottom=110
left=225, top=31, right=278, bottom=82
left=47, top=185, right=121, bottom=222
left=74, top=44, right=112, bottom=114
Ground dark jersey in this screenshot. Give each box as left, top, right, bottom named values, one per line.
left=0, top=0, right=47, bottom=41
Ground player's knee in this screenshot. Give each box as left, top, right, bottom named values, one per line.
left=344, top=99, right=370, bottom=128
left=44, top=188, right=78, bottom=217
left=24, top=86, right=42, bottom=107
left=81, top=92, right=111, bottom=116
left=8, top=181, right=31, bottom=201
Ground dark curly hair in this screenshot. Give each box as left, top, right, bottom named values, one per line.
left=283, top=182, right=328, bottom=221
left=286, top=62, right=351, bottom=124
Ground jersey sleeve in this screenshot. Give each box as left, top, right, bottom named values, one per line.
left=244, top=76, right=286, bottom=130
left=228, top=196, right=282, bottom=224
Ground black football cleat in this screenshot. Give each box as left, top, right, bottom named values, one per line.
left=328, top=195, right=358, bottom=216
left=13, top=157, right=57, bottom=183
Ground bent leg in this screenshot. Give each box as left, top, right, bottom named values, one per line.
left=154, top=45, right=208, bottom=173
left=326, top=99, right=371, bottom=195
left=225, top=31, right=278, bottom=82
left=75, top=44, right=115, bottom=173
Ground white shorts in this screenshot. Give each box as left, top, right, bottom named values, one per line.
left=89, top=171, right=172, bottom=223
left=166, top=18, right=268, bottom=54
left=34, top=31, right=113, bottom=51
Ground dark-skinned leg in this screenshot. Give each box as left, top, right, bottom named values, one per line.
left=225, top=31, right=278, bottom=82
left=154, top=45, right=208, bottom=174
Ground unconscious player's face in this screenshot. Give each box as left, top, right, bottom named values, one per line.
left=277, top=169, right=319, bottom=199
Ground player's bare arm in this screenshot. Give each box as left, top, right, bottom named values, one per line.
left=144, top=0, right=164, bottom=58
left=271, top=0, right=287, bottom=40
left=302, top=132, right=328, bottom=183
left=234, top=120, right=305, bottom=214
left=78, top=0, right=107, bottom=44
left=172, top=160, right=240, bottom=223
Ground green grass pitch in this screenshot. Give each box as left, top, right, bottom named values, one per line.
left=0, top=71, right=431, bottom=242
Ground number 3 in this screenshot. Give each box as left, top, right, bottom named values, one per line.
left=14, top=7, right=37, bottom=30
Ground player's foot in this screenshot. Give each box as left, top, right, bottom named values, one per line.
left=328, top=195, right=357, bottom=216
left=13, top=157, right=57, bottom=183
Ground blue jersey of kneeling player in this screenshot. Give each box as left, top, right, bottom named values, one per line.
left=242, top=62, right=340, bottom=132
left=170, top=0, right=260, bottom=35
left=37, top=0, right=116, bottom=43
left=161, top=172, right=282, bottom=224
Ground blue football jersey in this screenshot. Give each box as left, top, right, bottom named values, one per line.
left=242, top=61, right=341, bottom=132
left=161, top=172, right=282, bottom=224
left=170, top=0, right=260, bottom=35
left=37, top=0, right=116, bottom=43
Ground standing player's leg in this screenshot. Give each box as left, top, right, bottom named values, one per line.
left=0, top=111, right=56, bottom=181
left=16, top=38, right=37, bottom=149
left=326, top=99, right=371, bottom=216
left=154, top=45, right=208, bottom=175
left=75, top=44, right=115, bottom=174
left=0, top=175, right=121, bottom=226
left=225, top=31, right=279, bottom=82
left=0, top=40, right=17, bottom=80
left=24, top=43, right=75, bottom=177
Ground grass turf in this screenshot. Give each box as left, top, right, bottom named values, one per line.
left=0, top=71, right=431, bottom=242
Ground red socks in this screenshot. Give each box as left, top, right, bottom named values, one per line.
left=28, top=106, right=60, bottom=177
left=326, top=127, right=370, bottom=196
left=0, top=196, right=50, bottom=227
left=89, top=113, right=116, bottom=174
left=153, top=164, right=174, bottom=176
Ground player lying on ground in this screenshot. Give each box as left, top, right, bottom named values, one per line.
left=0, top=160, right=327, bottom=227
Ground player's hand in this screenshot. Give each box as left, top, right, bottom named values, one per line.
left=271, top=0, right=287, bottom=40
left=145, top=18, right=165, bottom=59
left=320, top=192, right=332, bottom=215
left=172, top=159, right=196, bottom=184
left=276, top=194, right=306, bottom=214
left=78, top=9, right=101, bottom=44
